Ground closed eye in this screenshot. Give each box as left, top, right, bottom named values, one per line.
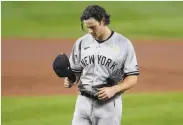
left=87, top=26, right=96, bottom=30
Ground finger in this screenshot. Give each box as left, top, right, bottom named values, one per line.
left=64, top=78, right=69, bottom=82
left=64, top=84, right=69, bottom=88
left=64, top=85, right=72, bottom=88
left=64, top=83, right=71, bottom=88
left=98, top=94, right=108, bottom=100
left=64, top=81, right=68, bottom=85
left=98, top=92, right=106, bottom=98
left=96, top=89, right=105, bottom=96
left=97, top=88, right=104, bottom=91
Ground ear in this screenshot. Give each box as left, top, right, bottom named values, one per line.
left=101, top=17, right=105, bottom=26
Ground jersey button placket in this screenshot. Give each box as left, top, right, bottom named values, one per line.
left=93, top=45, right=98, bottom=87
left=95, top=44, right=100, bottom=84
left=97, top=45, right=100, bottom=54
left=95, top=67, right=98, bottom=82
left=92, top=46, right=97, bottom=88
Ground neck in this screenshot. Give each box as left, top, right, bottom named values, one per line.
left=97, top=27, right=112, bottom=41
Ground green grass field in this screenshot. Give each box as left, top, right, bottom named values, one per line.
left=2, top=93, right=183, bottom=125
left=2, top=1, right=183, bottom=39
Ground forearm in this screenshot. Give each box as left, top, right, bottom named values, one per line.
left=73, top=72, right=81, bottom=84
left=112, top=75, right=138, bottom=93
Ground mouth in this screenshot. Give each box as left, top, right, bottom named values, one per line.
left=91, top=34, right=96, bottom=37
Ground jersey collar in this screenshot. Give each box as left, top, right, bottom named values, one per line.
left=95, top=31, right=114, bottom=44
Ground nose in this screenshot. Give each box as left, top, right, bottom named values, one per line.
left=88, top=29, right=93, bottom=34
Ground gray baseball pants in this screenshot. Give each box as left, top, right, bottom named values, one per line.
left=72, top=94, right=122, bottom=125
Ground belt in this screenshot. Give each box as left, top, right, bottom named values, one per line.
left=80, top=91, right=122, bottom=101
left=79, top=83, right=119, bottom=101
left=80, top=91, right=99, bottom=100
left=80, top=84, right=110, bottom=100
left=92, top=83, right=115, bottom=88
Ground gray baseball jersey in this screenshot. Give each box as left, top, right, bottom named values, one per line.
left=69, top=31, right=139, bottom=125
left=69, top=31, right=139, bottom=94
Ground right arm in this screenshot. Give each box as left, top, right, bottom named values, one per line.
left=64, top=39, right=83, bottom=88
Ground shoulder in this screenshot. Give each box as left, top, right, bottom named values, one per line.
left=73, top=33, right=93, bottom=50
left=113, top=31, right=134, bottom=50
left=113, top=32, right=132, bottom=44
left=74, top=33, right=91, bottom=45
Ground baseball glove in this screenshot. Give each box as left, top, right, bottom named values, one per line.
left=52, top=53, right=76, bottom=84
left=106, top=68, right=125, bottom=86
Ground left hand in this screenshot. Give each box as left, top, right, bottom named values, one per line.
left=96, top=87, right=117, bottom=100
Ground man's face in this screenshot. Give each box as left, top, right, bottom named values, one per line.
left=84, top=17, right=104, bottom=39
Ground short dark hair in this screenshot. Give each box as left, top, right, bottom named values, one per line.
left=80, top=5, right=111, bottom=31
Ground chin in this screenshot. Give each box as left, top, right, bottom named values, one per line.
left=91, top=34, right=96, bottom=38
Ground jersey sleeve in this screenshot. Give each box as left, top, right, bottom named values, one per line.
left=69, top=38, right=83, bottom=73
left=123, top=39, right=139, bottom=76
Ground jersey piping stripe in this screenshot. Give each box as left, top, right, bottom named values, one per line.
left=71, top=68, right=82, bottom=73
left=126, top=73, right=139, bottom=76
left=125, top=71, right=139, bottom=75
left=126, top=71, right=139, bottom=74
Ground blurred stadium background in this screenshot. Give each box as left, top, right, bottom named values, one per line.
left=2, top=1, right=183, bottom=39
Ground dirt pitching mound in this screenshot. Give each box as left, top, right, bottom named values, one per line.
left=2, top=38, right=183, bottom=96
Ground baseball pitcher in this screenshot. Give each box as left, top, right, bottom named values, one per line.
left=54, top=5, right=139, bottom=125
